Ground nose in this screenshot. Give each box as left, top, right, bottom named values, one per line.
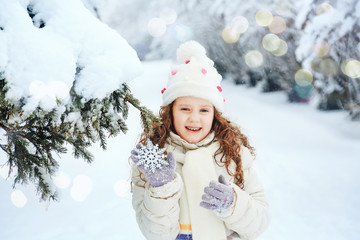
left=188, top=112, right=200, bottom=123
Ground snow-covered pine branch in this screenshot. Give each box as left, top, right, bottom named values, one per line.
left=0, top=0, right=159, bottom=201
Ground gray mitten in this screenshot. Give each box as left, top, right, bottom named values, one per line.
left=131, top=139, right=176, bottom=187
left=200, top=174, right=234, bottom=213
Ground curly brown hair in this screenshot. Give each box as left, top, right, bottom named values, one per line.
left=139, top=102, right=255, bottom=189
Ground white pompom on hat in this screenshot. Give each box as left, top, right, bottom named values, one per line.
left=161, top=41, right=224, bottom=112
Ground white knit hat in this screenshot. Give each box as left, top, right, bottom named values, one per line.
left=161, top=41, right=224, bottom=112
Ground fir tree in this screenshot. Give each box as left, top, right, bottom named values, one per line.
left=0, top=0, right=160, bottom=201
left=0, top=78, right=160, bottom=201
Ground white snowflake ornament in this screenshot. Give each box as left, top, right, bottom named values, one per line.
left=134, top=139, right=169, bottom=173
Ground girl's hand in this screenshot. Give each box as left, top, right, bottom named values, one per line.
left=200, top=174, right=234, bottom=213
left=130, top=139, right=176, bottom=187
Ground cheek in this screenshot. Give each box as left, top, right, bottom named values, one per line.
left=173, top=118, right=180, bottom=132
left=173, top=112, right=185, bottom=131
left=203, top=115, right=214, bottom=130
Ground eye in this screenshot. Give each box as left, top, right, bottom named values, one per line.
left=200, top=109, right=209, bottom=112
left=181, top=107, right=190, bottom=111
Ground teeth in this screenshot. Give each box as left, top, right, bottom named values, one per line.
left=187, top=127, right=201, bottom=131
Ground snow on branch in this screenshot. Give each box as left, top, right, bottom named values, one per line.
left=0, top=0, right=160, bottom=201
left=0, top=0, right=143, bottom=113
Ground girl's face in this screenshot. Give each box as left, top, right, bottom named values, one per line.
left=172, top=96, right=214, bottom=144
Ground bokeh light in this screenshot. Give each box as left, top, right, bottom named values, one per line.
left=295, top=69, right=314, bottom=99
left=316, top=3, right=334, bottom=15
left=222, top=27, right=240, bottom=44
left=295, top=84, right=314, bottom=99
left=341, top=59, right=351, bottom=75
left=160, top=8, right=177, bottom=24
left=147, top=18, right=167, bottom=37
left=295, top=69, right=313, bottom=86
left=313, top=40, right=330, bottom=57
left=342, top=58, right=360, bottom=78
left=268, top=16, right=286, bottom=34
left=70, top=174, right=92, bottom=202
left=174, top=24, right=193, bottom=42
left=245, top=50, right=264, bottom=68
left=114, top=179, right=130, bottom=197
left=11, top=190, right=27, bottom=208
left=230, top=16, right=249, bottom=34
left=53, top=171, right=71, bottom=189
left=255, top=10, right=273, bottom=26
left=262, top=33, right=280, bottom=52
left=271, top=39, right=288, bottom=56
left=319, top=58, right=338, bottom=76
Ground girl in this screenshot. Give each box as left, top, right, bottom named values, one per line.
left=130, top=41, right=270, bottom=240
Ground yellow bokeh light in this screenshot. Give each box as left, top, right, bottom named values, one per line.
left=262, top=33, right=280, bottom=52
left=231, top=16, right=249, bottom=34
left=11, top=190, right=27, bottom=208
left=342, top=58, right=360, bottom=78
left=222, top=27, right=240, bottom=44
left=245, top=50, right=264, bottom=68
left=147, top=18, right=167, bottom=37
left=271, top=39, right=288, bottom=56
left=295, top=69, right=313, bottom=86
left=255, top=10, right=273, bottom=26
left=319, top=58, right=338, bottom=76
left=316, top=3, right=334, bottom=15
left=313, top=40, right=330, bottom=57
left=341, top=59, right=352, bottom=75
left=268, top=16, right=286, bottom=34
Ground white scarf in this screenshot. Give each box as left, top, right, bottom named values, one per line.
left=166, top=132, right=227, bottom=240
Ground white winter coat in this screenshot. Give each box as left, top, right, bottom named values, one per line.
left=131, top=132, right=270, bottom=240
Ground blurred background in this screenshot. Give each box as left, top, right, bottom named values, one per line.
left=83, top=0, right=360, bottom=120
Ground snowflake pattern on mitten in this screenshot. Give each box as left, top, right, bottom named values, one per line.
left=133, top=139, right=169, bottom=173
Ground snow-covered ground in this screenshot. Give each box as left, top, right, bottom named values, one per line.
left=1, top=60, right=360, bottom=240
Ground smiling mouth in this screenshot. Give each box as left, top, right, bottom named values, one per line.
left=186, top=127, right=202, bottom=131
